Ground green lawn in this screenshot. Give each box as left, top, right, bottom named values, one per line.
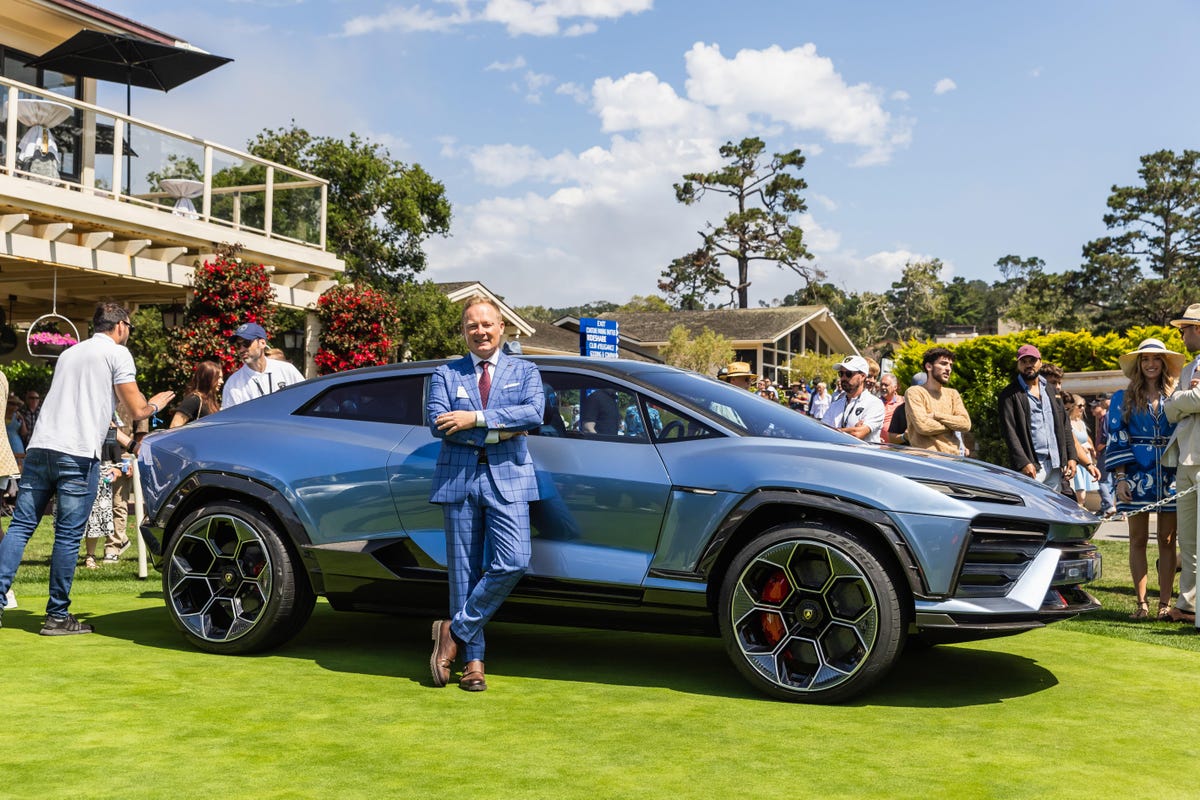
left=2, top=527, right=1194, bottom=798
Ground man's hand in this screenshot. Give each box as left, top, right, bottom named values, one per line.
left=1021, top=463, right=1037, bottom=478
left=435, top=410, right=477, bottom=435
left=1063, top=459, right=1077, bottom=480
left=149, top=390, right=175, bottom=412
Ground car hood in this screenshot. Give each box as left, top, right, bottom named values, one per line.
left=655, top=436, right=1097, bottom=525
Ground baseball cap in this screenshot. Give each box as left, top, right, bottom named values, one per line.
left=1016, top=344, right=1041, bottom=360
left=836, top=355, right=870, bottom=375
left=1087, top=392, right=1110, bottom=407
left=232, top=322, right=268, bottom=342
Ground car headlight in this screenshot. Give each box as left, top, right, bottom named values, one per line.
left=914, top=479, right=1024, bottom=506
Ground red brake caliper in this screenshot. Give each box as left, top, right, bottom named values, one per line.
left=760, top=569, right=790, bottom=644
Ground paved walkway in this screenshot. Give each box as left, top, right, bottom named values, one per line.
left=1094, top=517, right=1136, bottom=542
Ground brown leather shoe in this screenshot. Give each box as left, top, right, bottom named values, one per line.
left=430, top=620, right=458, bottom=687
left=459, top=660, right=487, bottom=692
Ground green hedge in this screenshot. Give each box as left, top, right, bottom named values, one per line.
left=891, top=327, right=1184, bottom=466
left=0, top=360, right=54, bottom=398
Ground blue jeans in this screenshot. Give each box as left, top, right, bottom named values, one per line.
left=1097, top=470, right=1115, bottom=511
left=0, top=448, right=99, bottom=617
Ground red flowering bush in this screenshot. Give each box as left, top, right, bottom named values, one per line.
left=166, top=248, right=277, bottom=390
left=314, top=284, right=400, bottom=374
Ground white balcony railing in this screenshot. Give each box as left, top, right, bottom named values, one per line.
left=0, top=76, right=328, bottom=250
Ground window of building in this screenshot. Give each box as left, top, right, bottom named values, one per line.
left=1, top=45, right=84, bottom=179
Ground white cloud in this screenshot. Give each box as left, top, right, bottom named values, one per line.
left=342, top=5, right=470, bottom=35
left=341, top=0, right=650, bottom=37
left=890, top=89, right=910, bottom=101
left=593, top=72, right=711, bottom=132
left=523, top=70, right=555, bottom=102
left=1029, top=66, right=1042, bottom=78
left=684, top=43, right=910, bottom=166
left=430, top=41, right=915, bottom=305
left=933, top=77, right=957, bottom=95
left=811, top=193, right=838, bottom=212
left=556, top=81, right=590, bottom=103
left=486, top=55, right=527, bottom=71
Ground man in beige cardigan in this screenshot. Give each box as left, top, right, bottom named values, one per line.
left=903, top=346, right=972, bottom=454
left=1164, top=304, right=1200, bottom=629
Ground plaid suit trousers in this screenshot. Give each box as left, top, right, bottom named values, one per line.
left=444, top=464, right=531, bottom=662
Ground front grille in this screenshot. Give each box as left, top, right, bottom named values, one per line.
left=954, top=518, right=1048, bottom=598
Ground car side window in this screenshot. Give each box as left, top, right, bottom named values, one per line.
left=647, top=399, right=720, bottom=443
left=536, top=372, right=648, bottom=442
left=298, top=375, right=425, bottom=425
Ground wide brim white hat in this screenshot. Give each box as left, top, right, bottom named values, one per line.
left=1170, top=303, right=1200, bottom=328
left=1117, top=338, right=1184, bottom=379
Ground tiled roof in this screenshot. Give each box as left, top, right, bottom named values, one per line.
left=599, top=306, right=826, bottom=343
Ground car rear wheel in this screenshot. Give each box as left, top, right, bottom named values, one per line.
left=163, top=500, right=315, bottom=654
left=718, top=523, right=905, bottom=703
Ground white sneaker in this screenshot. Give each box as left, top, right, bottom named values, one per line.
left=4, top=589, right=15, bottom=609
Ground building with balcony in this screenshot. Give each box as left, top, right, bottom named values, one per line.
left=0, top=0, right=343, bottom=371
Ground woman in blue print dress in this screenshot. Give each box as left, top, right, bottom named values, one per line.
left=1107, top=338, right=1183, bottom=621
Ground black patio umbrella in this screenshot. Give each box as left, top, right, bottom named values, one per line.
left=27, top=30, right=233, bottom=118
left=26, top=30, right=231, bottom=191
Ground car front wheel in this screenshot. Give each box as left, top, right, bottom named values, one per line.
left=718, top=523, right=905, bottom=703
left=163, top=500, right=315, bottom=654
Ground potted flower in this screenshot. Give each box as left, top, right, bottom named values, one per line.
left=27, top=330, right=78, bottom=358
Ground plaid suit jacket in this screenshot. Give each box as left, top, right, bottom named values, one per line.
left=427, top=352, right=544, bottom=504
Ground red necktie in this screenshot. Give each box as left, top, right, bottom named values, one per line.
left=478, top=361, right=491, bottom=408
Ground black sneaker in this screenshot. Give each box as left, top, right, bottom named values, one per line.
left=39, top=613, right=94, bottom=636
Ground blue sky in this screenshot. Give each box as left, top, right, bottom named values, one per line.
left=97, top=0, right=1200, bottom=308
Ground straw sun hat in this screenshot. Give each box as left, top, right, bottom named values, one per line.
left=1117, top=338, right=1185, bottom=380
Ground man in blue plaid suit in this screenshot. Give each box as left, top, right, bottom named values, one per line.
left=427, top=295, right=544, bottom=691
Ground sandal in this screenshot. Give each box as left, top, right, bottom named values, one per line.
left=1129, top=601, right=1150, bottom=621
left=83, top=555, right=98, bottom=570
left=1157, top=602, right=1172, bottom=621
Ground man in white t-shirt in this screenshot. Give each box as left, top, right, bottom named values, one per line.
left=222, top=321, right=306, bottom=408
left=821, top=354, right=886, bottom=443
left=0, top=303, right=174, bottom=635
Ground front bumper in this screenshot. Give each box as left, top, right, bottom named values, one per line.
left=914, top=546, right=1101, bottom=635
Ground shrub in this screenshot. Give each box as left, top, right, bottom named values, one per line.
left=314, top=284, right=400, bottom=374
left=0, top=361, right=53, bottom=397
left=891, top=327, right=1183, bottom=466
left=165, top=248, right=277, bottom=391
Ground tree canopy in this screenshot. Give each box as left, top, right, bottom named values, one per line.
left=673, top=137, right=821, bottom=308
left=248, top=123, right=452, bottom=289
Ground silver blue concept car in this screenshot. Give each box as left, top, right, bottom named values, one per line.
left=138, top=357, right=1101, bottom=703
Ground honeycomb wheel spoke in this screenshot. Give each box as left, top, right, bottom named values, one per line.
left=165, top=512, right=274, bottom=644
left=719, top=525, right=905, bottom=703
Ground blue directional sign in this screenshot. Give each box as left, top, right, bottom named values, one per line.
left=579, top=317, right=620, bottom=359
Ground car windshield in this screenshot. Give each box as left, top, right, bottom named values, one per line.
left=648, top=372, right=855, bottom=443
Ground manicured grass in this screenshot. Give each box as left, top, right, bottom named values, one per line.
left=2, top=526, right=1195, bottom=798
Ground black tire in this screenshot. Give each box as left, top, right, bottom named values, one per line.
left=717, top=523, right=905, bottom=703
left=162, top=500, right=315, bottom=655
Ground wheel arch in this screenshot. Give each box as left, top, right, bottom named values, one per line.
left=700, top=490, right=924, bottom=617
left=152, top=471, right=323, bottom=595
